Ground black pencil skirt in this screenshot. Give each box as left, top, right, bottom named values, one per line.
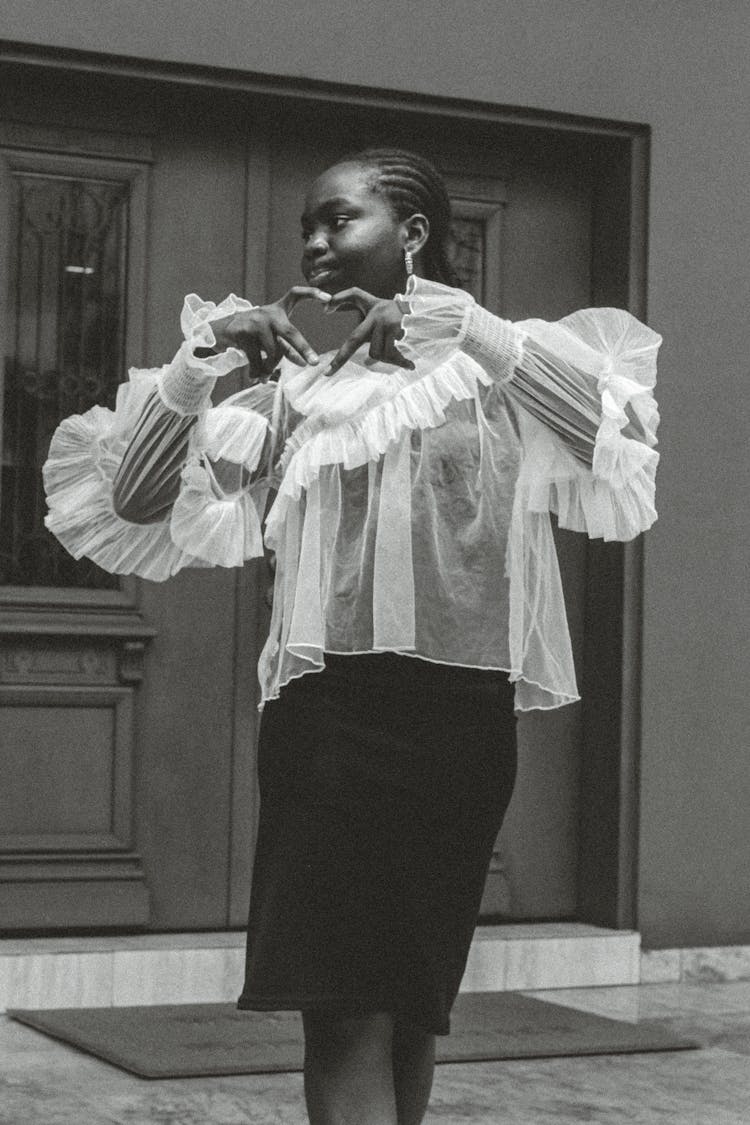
left=237, top=652, right=517, bottom=1035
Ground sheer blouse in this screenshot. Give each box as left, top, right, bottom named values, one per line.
left=43, top=278, right=661, bottom=710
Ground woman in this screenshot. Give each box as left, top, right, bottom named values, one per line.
left=44, top=148, right=660, bottom=1125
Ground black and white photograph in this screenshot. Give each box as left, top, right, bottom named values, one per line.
left=0, top=3, right=748, bottom=1122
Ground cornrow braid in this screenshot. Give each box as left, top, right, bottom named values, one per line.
left=346, top=147, right=461, bottom=288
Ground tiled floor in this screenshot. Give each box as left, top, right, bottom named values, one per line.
left=1, top=982, right=749, bottom=1124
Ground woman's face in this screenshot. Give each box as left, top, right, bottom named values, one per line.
left=300, top=163, right=407, bottom=299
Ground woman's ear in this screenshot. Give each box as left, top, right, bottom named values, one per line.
left=402, top=213, right=430, bottom=255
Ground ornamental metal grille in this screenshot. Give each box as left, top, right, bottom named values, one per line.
left=1, top=172, right=129, bottom=588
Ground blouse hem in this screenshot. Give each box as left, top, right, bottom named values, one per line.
left=257, top=649, right=580, bottom=713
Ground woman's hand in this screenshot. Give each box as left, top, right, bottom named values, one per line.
left=322, top=289, right=413, bottom=377
left=212, top=286, right=331, bottom=381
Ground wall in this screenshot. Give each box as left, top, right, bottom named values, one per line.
left=1, top=1, right=748, bottom=948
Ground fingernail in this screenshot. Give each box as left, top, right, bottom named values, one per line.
left=308, top=352, right=320, bottom=364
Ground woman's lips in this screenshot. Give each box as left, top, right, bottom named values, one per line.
left=307, top=266, right=337, bottom=285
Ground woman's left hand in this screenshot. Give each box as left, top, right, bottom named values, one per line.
left=322, top=289, right=414, bottom=377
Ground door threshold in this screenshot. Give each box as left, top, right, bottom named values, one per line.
left=463, top=922, right=640, bottom=992
left=0, top=923, right=640, bottom=1011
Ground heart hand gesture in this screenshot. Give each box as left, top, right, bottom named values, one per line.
left=321, top=289, right=413, bottom=377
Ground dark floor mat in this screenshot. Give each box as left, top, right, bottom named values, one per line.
left=9, top=991, right=699, bottom=1079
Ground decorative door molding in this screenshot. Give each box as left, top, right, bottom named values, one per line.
left=444, top=172, right=508, bottom=312
left=0, top=142, right=148, bottom=606
left=0, top=125, right=155, bottom=929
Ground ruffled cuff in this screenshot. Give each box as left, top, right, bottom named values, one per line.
left=43, top=403, right=207, bottom=581
left=395, top=275, right=524, bottom=379
left=170, top=461, right=266, bottom=568
left=518, top=308, right=661, bottom=542
left=395, top=276, right=474, bottom=365
left=158, top=293, right=253, bottom=415
left=520, top=418, right=659, bottom=542
left=43, top=361, right=271, bottom=580
left=43, top=402, right=268, bottom=578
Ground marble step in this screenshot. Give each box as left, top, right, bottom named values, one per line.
left=0, top=922, right=640, bottom=1011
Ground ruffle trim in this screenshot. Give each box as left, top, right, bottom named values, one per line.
left=171, top=460, right=265, bottom=567
left=43, top=406, right=208, bottom=581
left=519, top=417, right=659, bottom=541
left=43, top=375, right=269, bottom=580
left=157, top=293, right=254, bottom=415
left=519, top=307, right=661, bottom=541
left=265, top=350, right=491, bottom=547
left=180, top=291, right=254, bottom=353
left=558, top=306, right=659, bottom=483
left=202, top=403, right=269, bottom=469
left=394, top=274, right=476, bottom=366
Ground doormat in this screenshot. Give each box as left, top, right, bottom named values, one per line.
left=9, top=992, right=699, bottom=1079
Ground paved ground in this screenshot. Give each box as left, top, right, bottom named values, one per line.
left=2, top=981, right=749, bottom=1123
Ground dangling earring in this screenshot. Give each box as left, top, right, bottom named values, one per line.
left=404, top=249, right=414, bottom=276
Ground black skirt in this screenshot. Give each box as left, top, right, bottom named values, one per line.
left=237, top=652, right=517, bottom=1035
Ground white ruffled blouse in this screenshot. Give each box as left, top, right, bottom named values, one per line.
left=43, top=278, right=661, bottom=711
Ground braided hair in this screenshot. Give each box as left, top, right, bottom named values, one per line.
left=344, top=148, right=460, bottom=287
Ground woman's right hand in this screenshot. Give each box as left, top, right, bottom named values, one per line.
left=212, top=286, right=331, bottom=380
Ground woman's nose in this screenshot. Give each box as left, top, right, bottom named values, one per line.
left=303, top=229, right=328, bottom=256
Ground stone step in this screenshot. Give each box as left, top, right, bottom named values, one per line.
left=0, top=923, right=640, bottom=1011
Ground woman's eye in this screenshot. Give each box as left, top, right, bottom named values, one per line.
left=301, top=215, right=350, bottom=241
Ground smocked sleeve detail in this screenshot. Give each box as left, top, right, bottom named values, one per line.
left=158, top=292, right=253, bottom=414
left=395, top=275, right=524, bottom=378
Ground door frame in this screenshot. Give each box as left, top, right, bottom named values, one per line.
left=0, top=41, right=652, bottom=932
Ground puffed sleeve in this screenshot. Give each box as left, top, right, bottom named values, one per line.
left=396, top=276, right=661, bottom=542
left=43, top=294, right=274, bottom=580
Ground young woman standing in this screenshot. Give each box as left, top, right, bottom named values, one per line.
left=44, top=149, right=660, bottom=1125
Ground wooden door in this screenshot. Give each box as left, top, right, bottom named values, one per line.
left=0, top=63, right=631, bottom=932
left=0, top=70, right=264, bottom=931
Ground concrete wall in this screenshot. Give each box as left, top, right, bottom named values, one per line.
left=2, top=1, right=748, bottom=948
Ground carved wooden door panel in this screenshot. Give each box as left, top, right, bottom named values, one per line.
left=0, top=83, right=264, bottom=931
left=0, top=136, right=156, bottom=928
